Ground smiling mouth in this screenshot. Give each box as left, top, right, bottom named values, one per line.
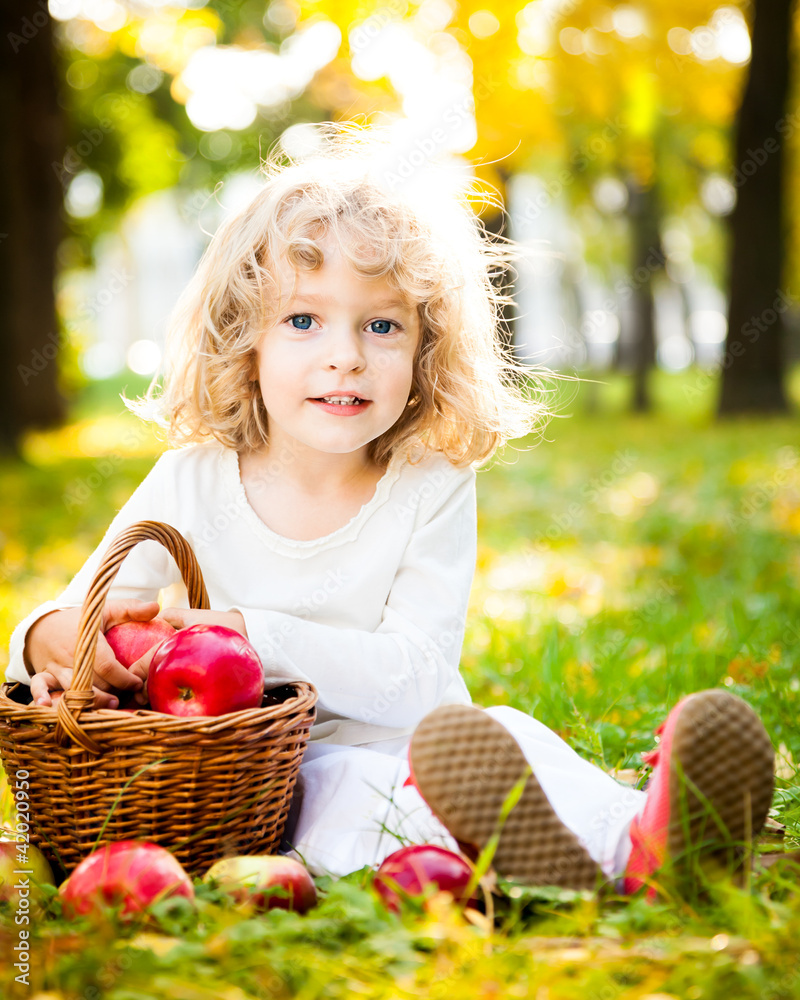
left=311, top=397, right=370, bottom=405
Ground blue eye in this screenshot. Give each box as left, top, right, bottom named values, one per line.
left=289, top=315, right=313, bottom=330
left=369, top=320, right=394, bottom=335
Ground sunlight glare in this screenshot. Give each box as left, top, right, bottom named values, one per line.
left=180, top=20, right=341, bottom=132
left=127, top=339, right=161, bottom=376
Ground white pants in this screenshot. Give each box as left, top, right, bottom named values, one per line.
left=285, top=706, right=647, bottom=881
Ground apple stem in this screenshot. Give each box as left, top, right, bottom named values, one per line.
left=179, top=688, right=193, bottom=701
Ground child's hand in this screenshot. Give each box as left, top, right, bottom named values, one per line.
left=126, top=644, right=162, bottom=706
left=160, top=607, right=248, bottom=637
left=26, top=599, right=160, bottom=709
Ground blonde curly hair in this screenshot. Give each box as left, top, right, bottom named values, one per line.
left=124, top=121, right=553, bottom=469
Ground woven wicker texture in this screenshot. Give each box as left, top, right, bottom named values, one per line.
left=666, top=689, right=775, bottom=862
left=0, top=521, right=316, bottom=879
left=409, top=704, right=604, bottom=889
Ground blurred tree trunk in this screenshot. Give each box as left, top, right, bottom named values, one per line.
left=0, top=3, right=66, bottom=458
left=718, top=0, right=792, bottom=413
left=627, top=177, right=663, bottom=412
left=482, top=165, right=519, bottom=362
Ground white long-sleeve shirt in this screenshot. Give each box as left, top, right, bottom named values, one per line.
left=5, top=441, right=476, bottom=748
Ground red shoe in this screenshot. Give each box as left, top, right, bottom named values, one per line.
left=408, top=704, right=605, bottom=890
left=623, top=689, right=775, bottom=896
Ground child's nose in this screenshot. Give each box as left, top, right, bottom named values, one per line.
left=325, top=326, right=367, bottom=370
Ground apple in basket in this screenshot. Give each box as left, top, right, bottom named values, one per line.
left=0, top=837, right=55, bottom=913
left=373, top=844, right=476, bottom=913
left=104, top=617, right=177, bottom=668
left=203, top=855, right=317, bottom=913
left=58, top=840, right=194, bottom=920
left=148, top=624, right=264, bottom=717
left=104, top=618, right=175, bottom=667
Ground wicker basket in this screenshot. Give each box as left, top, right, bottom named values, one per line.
left=0, top=520, right=317, bottom=880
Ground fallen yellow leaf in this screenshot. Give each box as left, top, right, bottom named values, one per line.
left=123, top=932, right=183, bottom=956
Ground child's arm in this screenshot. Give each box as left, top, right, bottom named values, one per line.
left=187, top=466, right=477, bottom=729
left=5, top=451, right=183, bottom=698
left=25, top=601, right=159, bottom=707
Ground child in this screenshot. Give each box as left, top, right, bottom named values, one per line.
left=5, top=123, right=775, bottom=895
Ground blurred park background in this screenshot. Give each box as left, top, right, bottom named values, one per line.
left=1, top=0, right=800, bottom=451
left=5, top=5, right=800, bottom=991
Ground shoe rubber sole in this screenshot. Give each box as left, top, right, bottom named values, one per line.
left=665, top=689, right=775, bottom=870
left=408, top=704, right=605, bottom=890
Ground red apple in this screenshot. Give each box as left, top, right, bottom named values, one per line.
left=203, top=855, right=317, bottom=913
left=148, top=624, right=264, bottom=717
left=104, top=617, right=176, bottom=668
left=58, top=840, right=194, bottom=920
left=0, top=838, right=55, bottom=913
left=374, top=844, right=476, bottom=913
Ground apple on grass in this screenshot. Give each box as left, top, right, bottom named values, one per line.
left=58, top=840, right=194, bottom=921
left=373, top=844, right=476, bottom=914
left=203, top=855, right=317, bottom=913
left=0, top=838, right=55, bottom=913
left=148, top=624, right=265, bottom=717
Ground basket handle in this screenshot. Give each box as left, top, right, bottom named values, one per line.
left=54, top=520, right=210, bottom=750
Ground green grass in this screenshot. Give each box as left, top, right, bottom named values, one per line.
left=2, top=370, right=800, bottom=998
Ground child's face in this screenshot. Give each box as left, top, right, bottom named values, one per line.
left=253, top=236, right=421, bottom=465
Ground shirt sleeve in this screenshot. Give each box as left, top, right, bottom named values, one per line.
left=231, top=465, right=478, bottom=729
left=4, top=451, right=182, bottom=686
